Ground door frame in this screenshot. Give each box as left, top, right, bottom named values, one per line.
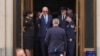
left=13, top=0, right=97, bottom=56
left=13, top=0, right=33, bottom=55
left=79, top=0, right=85, bottom=56
left=79, top=0, right=97, bottom=56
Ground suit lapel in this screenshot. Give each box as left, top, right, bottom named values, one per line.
left=42, top=16, right=45, bottom=24
left=60, top=15, right=63, bottom=22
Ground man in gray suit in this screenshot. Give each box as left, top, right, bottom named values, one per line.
left=45, top=18, right=67, bottom=56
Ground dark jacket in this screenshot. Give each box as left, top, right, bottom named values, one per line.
left=24, top=18, right=34, bottom=39
left=58, top=15, right=67, bottom=30
left=37, top=14, right=52, bottom=38
left=45, top=26, right=67, bottom=53
left=65, top=21, right=76, bottom=40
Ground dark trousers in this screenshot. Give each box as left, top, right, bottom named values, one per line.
left=67, top=40, right=75, bottom=56
left=40, top=37, right=48, bottom=56
left=49, top=53, right=64, bottom=56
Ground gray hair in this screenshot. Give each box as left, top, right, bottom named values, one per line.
left=52, top=18, right=60, bottom=24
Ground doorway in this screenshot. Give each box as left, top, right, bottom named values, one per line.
left=33, top=0, right=76, bottom=17
left=14, top=0, right=83, bottom=56
left=33, top=0, right=78, bottom=56
left=14, top=0, right=98, bottom=55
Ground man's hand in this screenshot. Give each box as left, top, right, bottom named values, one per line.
left=39, top=12, right=43, bottom=18
left=69, top=38, right=73, bottom=42
left=38, top=24, right=40, bottom=28
left=63, top=51, right=66, bottom=56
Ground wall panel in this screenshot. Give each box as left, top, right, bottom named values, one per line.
left=97, top=0, right=100, bottom=56
left=0, top=0, right=6, bottom=56
left=0, top=0, right=13, bottom=56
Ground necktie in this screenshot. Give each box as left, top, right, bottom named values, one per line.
left=44, top=15, right=48, bottom=24
left=62, top=15, right=64, bottom=21
left=44, top=15, right=48, bottom=31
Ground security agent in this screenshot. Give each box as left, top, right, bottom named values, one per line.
left=65, top=16, right=76, bottom=56
left=58, top=7, right=67, bottom=30
left=45, top=18, right=67, bottom=56
left=23, top=10, right=34, bottom=56
left=67, top=8, right=76, bottom=22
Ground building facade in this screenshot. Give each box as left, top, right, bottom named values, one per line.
left=0, top=0, right=100, bottom=56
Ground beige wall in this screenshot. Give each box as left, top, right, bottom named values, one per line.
left=97, top=0, right=100, bottom=56
left=0, top=0, right=6, bottom=56
left=0, top=0, right=13, bottom=56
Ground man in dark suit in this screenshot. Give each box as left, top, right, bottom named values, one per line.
left=37, top=7, right=52, bottom=56
left=58, top=7, right=67, bottom=30
left=65, top=16, right=76, bottom=56
left=67, top=8, right=76, bottom=23
left=45, top=19, right=66, bottom=56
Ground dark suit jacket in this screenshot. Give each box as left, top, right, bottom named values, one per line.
left=65, top=21, right=76, bottom=40
left=37, top=14, right=52, bottom=38
left=45, top=26, right=67, bottom=53
left=58, top=15, right=67, bottom=30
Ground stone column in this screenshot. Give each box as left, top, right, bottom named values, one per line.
left=5, top=0, right=13, bottom=56
left=0, top=0, right=13, bottom=56
left=97, top=0, right=100, bottom=56
left=0, top=0, right=6, bottom=56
